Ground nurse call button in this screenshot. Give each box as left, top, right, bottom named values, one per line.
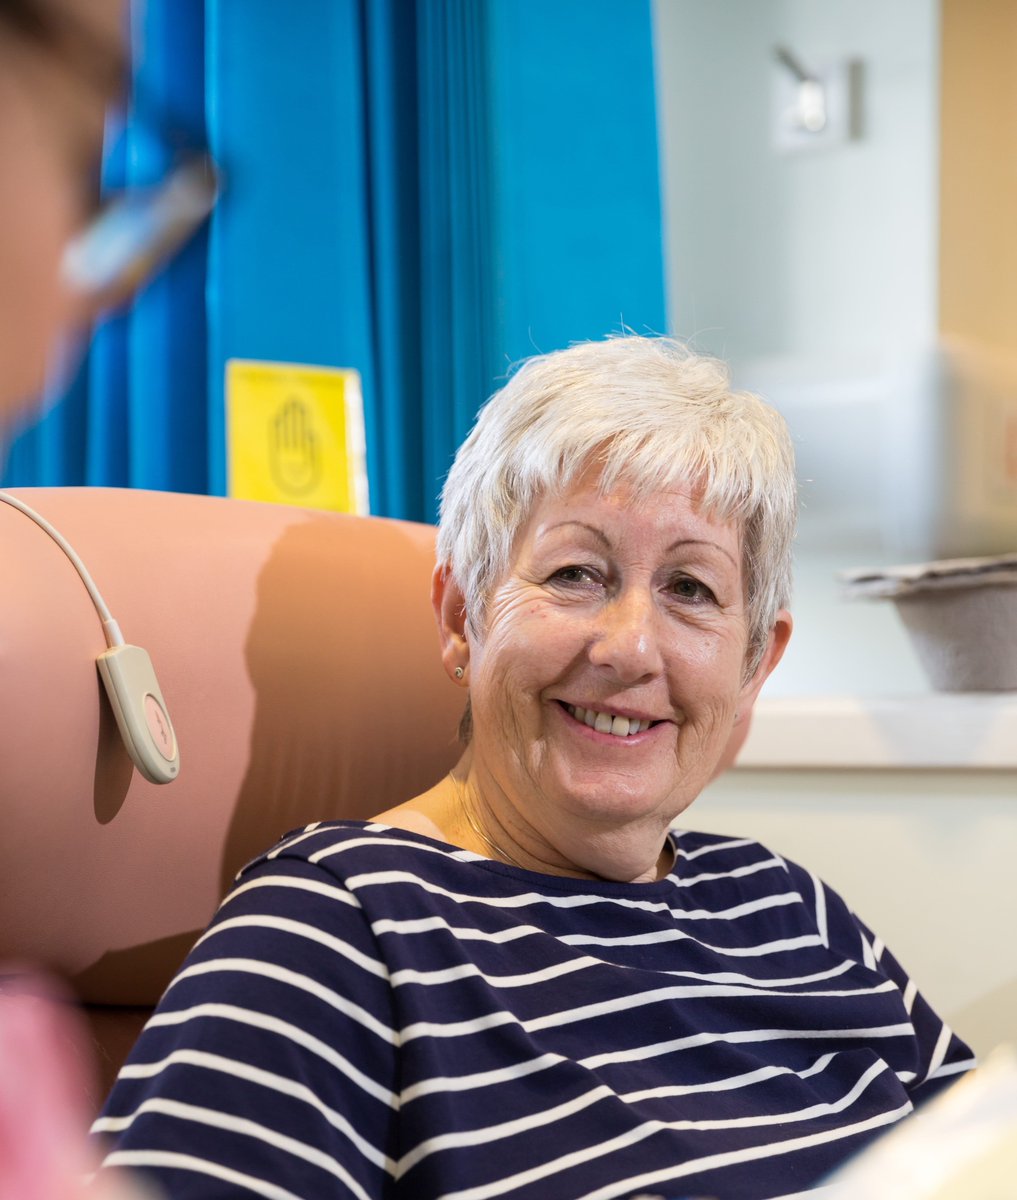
left=144, top=693, right=176, bottom=761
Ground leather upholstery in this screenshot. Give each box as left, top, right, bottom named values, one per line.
left=0, top=488, right=464, bottom=1101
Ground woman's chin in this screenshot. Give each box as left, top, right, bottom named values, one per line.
left=538, top=761, right=689, bottom=832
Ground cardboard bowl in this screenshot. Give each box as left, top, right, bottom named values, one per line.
left=893, top=583, right=1017, bottom=692
left=841, top=554, right=1017, bottom=692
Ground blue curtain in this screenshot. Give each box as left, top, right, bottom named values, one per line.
left=2, top=0, right=665, bottom=525
left=488, top=0, right=666, bottom=367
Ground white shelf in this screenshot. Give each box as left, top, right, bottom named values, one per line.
left=739, top=693, right=1017, bottom=769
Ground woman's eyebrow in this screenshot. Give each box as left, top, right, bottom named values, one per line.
left=543, top=521, right=612, bottom=547
left=543, top=524, right=738, bottom=570
left=666, top=538, right=739, bottom=568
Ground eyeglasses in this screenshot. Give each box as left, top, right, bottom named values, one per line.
left=60, top=111, right=221, bottom=320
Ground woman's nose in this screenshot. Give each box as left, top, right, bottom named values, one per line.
left=587, top=589, right=665, bottom=682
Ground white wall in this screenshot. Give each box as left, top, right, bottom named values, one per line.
left=652, top=0, right=940, bottom=370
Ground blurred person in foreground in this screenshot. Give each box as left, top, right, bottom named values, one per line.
left=0, top=1, right=208, bottom=1195
left=1, top=0, right=126, bottom=1192
left=93, top=334, right=975, bottom=1199
left=0, top=0, right=120, bottom=422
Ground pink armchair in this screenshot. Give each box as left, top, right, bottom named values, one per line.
left=0, top=488, right=464, bottom=1105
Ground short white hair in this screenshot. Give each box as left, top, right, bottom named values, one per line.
left=437, top=335, right=796, bottom=673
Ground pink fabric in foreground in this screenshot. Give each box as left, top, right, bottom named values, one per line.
left=0, top=983, right=147, bottom=1200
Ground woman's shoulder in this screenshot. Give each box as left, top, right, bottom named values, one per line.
left=673, top=826, right=857, bottom=907
left=239, top=819, right=471, bottom=879
left=220, top=821, right=490, bottom=936
left=245, top=824, right=799, bottom=886
left=235, top=823, right=815, bottom=915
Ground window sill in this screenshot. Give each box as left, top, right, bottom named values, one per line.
left=739, top=693, right=1017, bottom=769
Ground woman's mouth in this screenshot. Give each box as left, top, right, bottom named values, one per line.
left=562, top=702, right=655, bottom=738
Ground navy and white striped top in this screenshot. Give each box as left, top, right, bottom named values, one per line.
left=94, top=822, right=974, bottom=1199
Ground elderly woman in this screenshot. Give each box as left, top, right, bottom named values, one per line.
left=94, top=336, right=973, bottom=1200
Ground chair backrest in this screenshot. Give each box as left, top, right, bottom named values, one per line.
left=0, top=487, right=464, bottom=1100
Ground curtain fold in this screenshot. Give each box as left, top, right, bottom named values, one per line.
left=361, top=0, right=423, bottom=520
left=126, top=0, right=208, bottom=493
left=417, top=0, right=498, bottom=518
left=85, top=103, right=130, bottom=486
left=203, top=0, right=379, bottom=497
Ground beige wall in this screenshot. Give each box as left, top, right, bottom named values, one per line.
left=652, top=0, right=940, bottom=368
left=939, top=0, right=1017, bottom=347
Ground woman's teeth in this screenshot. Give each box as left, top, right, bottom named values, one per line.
left=565, top=704, right=652, bottom=737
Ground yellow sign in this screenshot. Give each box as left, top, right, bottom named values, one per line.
left=226, top=359, right=369, bottom=513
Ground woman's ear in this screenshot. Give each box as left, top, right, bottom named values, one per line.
left=431, top=564, right=470, bottom=685
left=738, top=609, right=793, bottom=714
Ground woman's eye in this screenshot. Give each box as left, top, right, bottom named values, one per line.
left=668, top=575, right=716, bottom=604
left=550, top=565, right=599, bottom=586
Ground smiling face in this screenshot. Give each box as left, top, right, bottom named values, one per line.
left=436, top=469, right=791, bottom=882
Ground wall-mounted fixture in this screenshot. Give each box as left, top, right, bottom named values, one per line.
left=772, top=45, right=859, bottom=154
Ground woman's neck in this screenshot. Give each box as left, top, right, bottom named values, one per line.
left=372, top=755, right=676, bottom=884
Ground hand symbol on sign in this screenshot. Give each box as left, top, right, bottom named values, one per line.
left=270, top=397, right=320, bottom=496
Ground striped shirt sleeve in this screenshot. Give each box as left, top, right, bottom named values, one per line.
left=93, top=857, right=400, bottom=1199
left=780, top=856, right=976, bottom=1106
